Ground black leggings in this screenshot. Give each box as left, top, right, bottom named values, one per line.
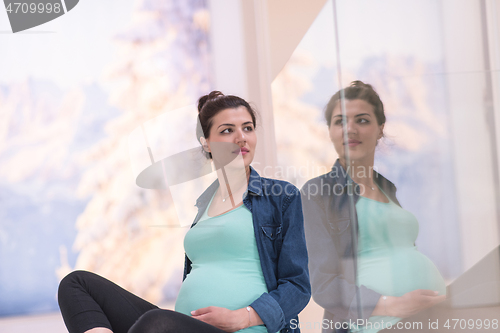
left=58, top=270, right=227, bottom=333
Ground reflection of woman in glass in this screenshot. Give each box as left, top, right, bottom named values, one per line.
left=58, top=91, right=310, bottom=333
left=301, top=81, right=446, bottom=333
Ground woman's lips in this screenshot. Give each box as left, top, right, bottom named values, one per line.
left=233, top=147, right=250, bottom=155
left=345, top=140, right=361, bottom=147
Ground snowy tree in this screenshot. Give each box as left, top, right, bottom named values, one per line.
left=272, top=51, right=336, bottom=188
left=62, top=0, right=212, bottom=305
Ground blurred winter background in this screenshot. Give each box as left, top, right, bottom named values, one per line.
left=0, top=0, right=211, bottom=322
left=1, top=0, right=499, bottom=332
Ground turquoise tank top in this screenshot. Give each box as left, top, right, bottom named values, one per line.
left=175, top=194, right=268, bottom=333
left=352, top=189, right=446, bottom=332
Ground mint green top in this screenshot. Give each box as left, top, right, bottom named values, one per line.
left=352, top=190, right=446, bottom=333
left=175, top=194, right=268, bottom=333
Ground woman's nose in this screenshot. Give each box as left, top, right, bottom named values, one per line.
left=346, top=120, right=357, bottom=135
left=235, top=129, right=246, bottom=143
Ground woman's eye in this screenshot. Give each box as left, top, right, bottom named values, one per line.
left=244, top=126, right=254, bottom=131
left=220, top=128, right=232, bottom=134
left=334, top=119, right=344, bottom=125
left=358, top=118, right=369, bottom=124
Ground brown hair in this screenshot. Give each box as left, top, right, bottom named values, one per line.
left=325, top=80, right=386, bottom=128
left=197, top=91, right=257, bottom=159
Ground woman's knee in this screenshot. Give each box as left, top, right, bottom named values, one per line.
left=58, top=270, right=96, bottom=303
left=59, top=270, right=87, bottom=289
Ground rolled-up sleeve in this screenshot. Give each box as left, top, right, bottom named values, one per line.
left=250, top=188, right=311, bottom=333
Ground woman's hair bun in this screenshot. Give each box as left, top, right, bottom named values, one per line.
left=350, top=80, right=373, bottom=90
left=198, top=91, right=225, bottom=113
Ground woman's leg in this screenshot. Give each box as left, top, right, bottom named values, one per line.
left=58, top=270, right=159, bottom=333
left=128, top=309, right=227, bottom=333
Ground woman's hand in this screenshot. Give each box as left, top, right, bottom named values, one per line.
left=191, top=306, right=260, bottom=332
left=373, top=289, right=446, bottom=318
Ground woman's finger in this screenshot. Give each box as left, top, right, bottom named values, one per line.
left=417, top=294, right=446, bottom=309
left=191, top=306, right=213, bottom=316
left=191, top=312, right=214, bottom=324
left=431, top=295, right=447, bottom=303
left=418, top=289, right=440, bottom=296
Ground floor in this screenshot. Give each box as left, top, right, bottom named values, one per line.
left=0, top=312, right=68, bottom=333
left=0, top=301, right=324, bottom=333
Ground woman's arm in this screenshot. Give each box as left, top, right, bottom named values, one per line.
left=249, top=186, right=312, bottom=333
left=371, top=290, right=446, bottom=318
left=301, top=185, right=381, bottom=322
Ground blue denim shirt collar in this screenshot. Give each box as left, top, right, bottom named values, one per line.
left=247, top=166, right=264, bottom=196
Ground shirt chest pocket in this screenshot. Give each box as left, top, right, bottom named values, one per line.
left=261, top=224, right=283, bottom=261
left=328, top=217, right=350, bottom=234
left=262, top=225, right=282, bottom=240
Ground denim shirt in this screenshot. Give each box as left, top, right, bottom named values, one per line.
left=301, top=159, right=401, bottom=332
left=182, top=166, right=311, bottom=333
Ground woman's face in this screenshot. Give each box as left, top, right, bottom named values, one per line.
left=204, top=106, right=257, bottom=169
left=329, top=99, right=384, bottom=165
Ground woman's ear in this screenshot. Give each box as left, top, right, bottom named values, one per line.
left=378, top=124, right=385, bottom=140
left=200, top=137, right=211, bottom=153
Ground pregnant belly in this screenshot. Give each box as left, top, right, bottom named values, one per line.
left=357, top=248, right=446, bottom=297
left=175, top=265, right=268, bottom=316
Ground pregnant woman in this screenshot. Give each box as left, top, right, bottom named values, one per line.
left=301, top=81, right=446, bottom=333
left=58, top=91, right=310, bottom=333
